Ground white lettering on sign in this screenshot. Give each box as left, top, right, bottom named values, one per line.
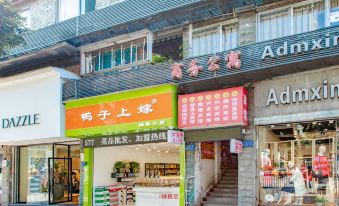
left=137, top=104, right=153, bottom=114
left=81, top=112, right=93, bottom=122
left=261, top=33, right=339, bottom=59
left=266, top=80, right=339, bottom=106
left=116, top=108, right=131, bottom=117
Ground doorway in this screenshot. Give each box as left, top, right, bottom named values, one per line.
left=17, top=142, right=80, bottom=205
left=185, top=140, right=239, bottom=206
left=48, top=158, right=72, bottom=204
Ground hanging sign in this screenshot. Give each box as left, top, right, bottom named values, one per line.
left=230, top=139, right=243, bottom=153
left=242, top=140, right=254, bottom=148
left=186, top=143, right=195, bottom=151
left=178, top=87, right=248, bottom=129
left=201, top=142, right=215, bottom=159
left=65, top=84, right=177, bottom=137
left=167, top=130, right=184, bottom=144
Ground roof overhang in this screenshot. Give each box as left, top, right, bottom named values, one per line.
left=178, top=54, right=339, bottom=94
left=0, top=42, right=79, bottom=77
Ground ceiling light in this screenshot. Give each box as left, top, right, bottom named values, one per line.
left=135, top=148, right=140, bottom=150
left=147, top=149, right=151, bottom=152
left=165, top=151, right=169, bottom=153
left=157, top=150, right=161, bottom=153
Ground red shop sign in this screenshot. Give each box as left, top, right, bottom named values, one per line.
left=178, top=87, right=248, bottom=129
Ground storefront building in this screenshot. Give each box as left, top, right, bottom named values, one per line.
left=65, top=84, right=185, bottom=206
left=255, top=66, right=339, bottom=205
left=179, top=87, right=250, bottom=206
left=0, top=67, right=80, bottom=205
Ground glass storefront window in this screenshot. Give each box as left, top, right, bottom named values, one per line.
left=19, top=145, right=53, bottom=203
left=259, top=120, right=338, bottom=205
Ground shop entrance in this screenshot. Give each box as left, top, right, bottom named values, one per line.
left=17, top=142, right=80, bottom=205
left=258, top=120, right=339, bottom=205
left=48, top=158, right=72, bottom=204
left=92, top=142, right=181, bottom=206
left=186, top=140, right=239, bottom=206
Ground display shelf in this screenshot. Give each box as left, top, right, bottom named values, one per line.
left=145, top=163, right=180, bottom=177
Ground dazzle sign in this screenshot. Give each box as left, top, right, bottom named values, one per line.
left=178, top=87, right=248, bottom=129
left=65, top=84, right=177, bottom=137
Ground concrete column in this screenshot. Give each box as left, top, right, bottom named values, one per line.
left=238, top=87, right=257, bottom=206
left=1, top=145, right=13, bottom=206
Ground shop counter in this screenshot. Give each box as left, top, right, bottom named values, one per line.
left=134, top=186, right=179, bottom=206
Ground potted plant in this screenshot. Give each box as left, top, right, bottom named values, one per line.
left=113, top=161, right=125, bottom=173
left=315, top=196, right=327, bottom=206
left=130, top=161, right=140, bottom=173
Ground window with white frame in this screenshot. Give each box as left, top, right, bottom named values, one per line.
left=258, top=9, right=290, bottom=42
left=191, top=23, right=238, bottom=57
left=20, top=9, right=32, bottom=29
left=330, top=0, right=339, bottom=26
left=257, top=0, right=326, bottom=42
left=58, top=0, right=80, bottom=22
left=223, top=25, right=238, bottom=51
left=84, top=38, right=147, bottom=73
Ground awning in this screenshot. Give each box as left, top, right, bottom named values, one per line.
left=0, top=42, right=79, bottom=77
left=185, top=126, right=243, bottom=143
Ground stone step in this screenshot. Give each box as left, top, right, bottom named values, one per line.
left=210, top=188, right=238, bottom=193
left=219, top=179, right=238, bottom=184
left=222, top=171, right=238, bottom=174
left=221, top=177, right=238, bottom=180
left=214, top=184, right=238, bottom=189
left=207, top=192, right=238, bottom=198
left=201, top=200, right=238, bottom=206
left=204, top=197, right=238, bottom=202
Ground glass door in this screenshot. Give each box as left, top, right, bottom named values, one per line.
left=48, top=158, right=72, bottom=204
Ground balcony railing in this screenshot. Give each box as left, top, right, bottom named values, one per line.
left=2, top=0, right=264, bottom=61
left=63, top=25, right=339, bottom=101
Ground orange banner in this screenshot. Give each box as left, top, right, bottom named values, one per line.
left=66, top=93, right=173, bottom=130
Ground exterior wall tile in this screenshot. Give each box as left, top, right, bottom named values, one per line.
left=238, top=87, right=257, bottom=206
left=29, top=0, right=57, bottom=30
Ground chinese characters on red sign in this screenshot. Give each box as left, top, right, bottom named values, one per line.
left=230, top=139, right=243, bottom=153
left=201, top=142, right=215, bottom=159
left=178, top=87, right=248, bottom=129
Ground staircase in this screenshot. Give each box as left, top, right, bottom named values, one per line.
left=201, top=169, right=238, bottom=206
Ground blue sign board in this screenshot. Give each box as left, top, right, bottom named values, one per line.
left=186, top=143, right=195, bottom=151
left=243, top=140, right=254, bottom=148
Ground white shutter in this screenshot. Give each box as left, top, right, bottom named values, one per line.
left=223, top=26, right=238, bottom=50
left=258, top=10, right=290, bottom=42
left=192, top=29, right=218, bottom=56
left=59, top=0, right=80, bottom=22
